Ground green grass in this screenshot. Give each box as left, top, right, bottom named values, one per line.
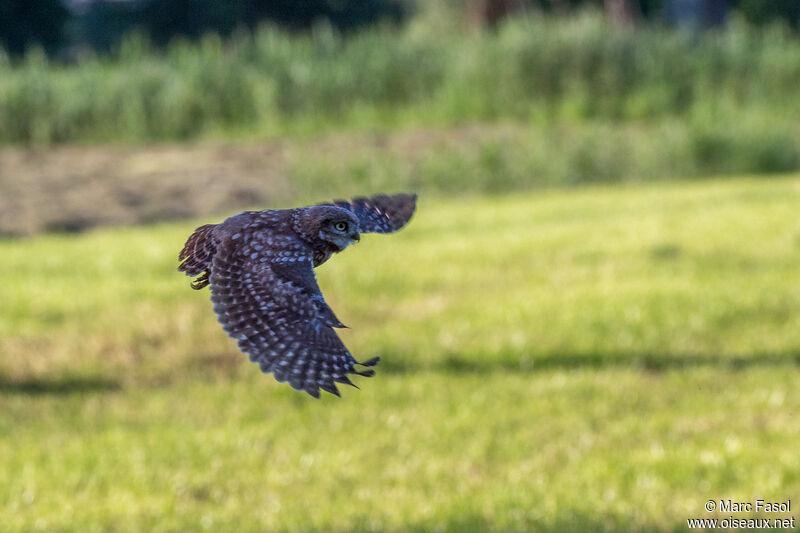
left=2, top=370, right=799, bottom=532
left=2, top=176, right=800, bottom=531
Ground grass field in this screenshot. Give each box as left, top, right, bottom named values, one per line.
left=1, top=176, right=799, bottom=531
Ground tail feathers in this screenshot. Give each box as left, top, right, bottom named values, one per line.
left=178, top=224, right=218, bottom=289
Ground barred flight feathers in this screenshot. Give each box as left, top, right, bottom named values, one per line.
left=324, top=192, right=417, bottom=234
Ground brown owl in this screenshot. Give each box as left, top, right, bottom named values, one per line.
left=178, top=193, right=417, bottom=398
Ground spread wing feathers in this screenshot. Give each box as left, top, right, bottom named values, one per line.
left=209, top=241, right=379, bottom=398
left=324, top=193, right=417, bottom=234
left=178, top=224, right=218, bottom=289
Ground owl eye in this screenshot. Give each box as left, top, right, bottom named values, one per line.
left=334, top=222, right=348, bottom=232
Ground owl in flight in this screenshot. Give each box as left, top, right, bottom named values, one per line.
left=178, top=193, right=417, bottom=398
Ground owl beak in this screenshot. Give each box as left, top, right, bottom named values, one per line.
left=351, top=233, right=360, bottom=243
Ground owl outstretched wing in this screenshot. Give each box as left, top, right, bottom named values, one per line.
left=323, top=193, right=417, bottom=234
left=209, top=237, right=378, bottom=398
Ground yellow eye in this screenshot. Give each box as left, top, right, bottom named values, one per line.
left=334, top=222, right=348, bottom=232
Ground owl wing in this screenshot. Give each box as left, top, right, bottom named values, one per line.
left=323, top=192, right=417, bottom=233
left=209, top=238, right=378, bottom=398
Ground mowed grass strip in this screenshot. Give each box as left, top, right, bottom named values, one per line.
left=1, top=176, right=799, bottom=531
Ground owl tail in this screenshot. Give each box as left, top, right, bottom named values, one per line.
left=178, top=224, right=218, bottom=290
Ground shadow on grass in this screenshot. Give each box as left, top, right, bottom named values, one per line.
left=0, top=376, right=121, bottom=395
left=380, top=350, right=800, bottom=375
left=3, top=351, right=799, bottom=396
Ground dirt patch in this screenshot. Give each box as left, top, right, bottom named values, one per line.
left=0, top=143, right=290, bottom=236
left=0, top=125, right=518, bottom=237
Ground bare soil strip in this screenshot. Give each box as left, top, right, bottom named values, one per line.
left=0, top=126, right=497, bottom=237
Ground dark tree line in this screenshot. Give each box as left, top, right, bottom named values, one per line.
left=0, top=0, right=407, bottom=55
left=76, top=0, right=407, bottom=51
left=0, top=0, right=70, bottom=55
left=476, top=0, right=798, bottom=29
left=1, top=0, right=799, bottom=57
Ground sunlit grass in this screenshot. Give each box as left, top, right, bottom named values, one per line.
left=2, top=370, right=799, bottom=532
left=1, top=176, right=800, bottom=531
left=2, top=176, right=798, bottom=379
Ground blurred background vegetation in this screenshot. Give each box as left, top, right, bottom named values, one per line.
left=2, top=0, right=800, bottom=236
left=2, top=1, right=800, bottom=149
left=2, top=0, right=800, bottom=59
left=1, top=1, right=799, bottom=532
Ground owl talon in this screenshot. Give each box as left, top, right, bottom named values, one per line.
left=359, top=356, right=380, bottom=367
left=190, top=270, right=210, bottom=290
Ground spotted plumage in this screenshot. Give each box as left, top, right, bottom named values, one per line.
left=178, top=193, right=417, bottom=398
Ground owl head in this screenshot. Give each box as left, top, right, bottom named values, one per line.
left=300, top=206, right=361, bottom=252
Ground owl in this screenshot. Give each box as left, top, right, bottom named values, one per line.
left=178, top=193, right=417, bottom=398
